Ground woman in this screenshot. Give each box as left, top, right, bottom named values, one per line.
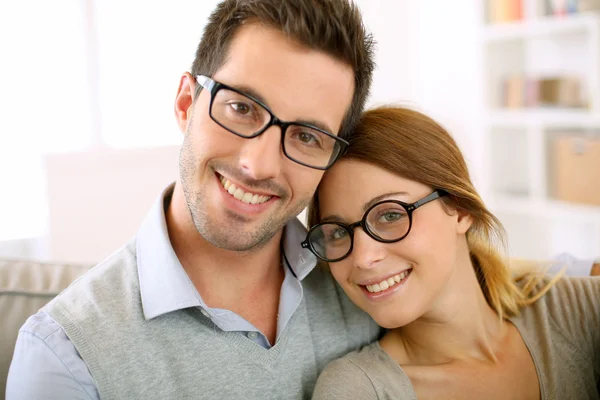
left=304, top=106, right=600, bottom=399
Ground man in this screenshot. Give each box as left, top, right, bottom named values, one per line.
left=7, top=1, right=378, bottom=399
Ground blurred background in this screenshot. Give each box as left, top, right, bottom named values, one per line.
left=0, top=0, right=598, bottom=264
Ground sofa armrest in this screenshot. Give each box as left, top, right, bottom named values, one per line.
left=0, top=259, right=92, bottom=396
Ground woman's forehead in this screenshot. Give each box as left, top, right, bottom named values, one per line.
left=318, top=159, right=427, bottom=216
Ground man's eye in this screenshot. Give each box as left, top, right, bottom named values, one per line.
left=299, top=131, right=317, bottom=144
left=229, top=102, right=251, bottom=115
left=292, top=130, right=323, bottom=148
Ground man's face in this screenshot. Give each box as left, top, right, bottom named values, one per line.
left=175, top=23, right=354, bottom=252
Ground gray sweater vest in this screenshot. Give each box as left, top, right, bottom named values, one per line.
left=44, top=241, right=379, bottom=399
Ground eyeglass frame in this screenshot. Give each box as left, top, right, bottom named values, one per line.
left=195, top=75, right=349, bottom=170
left=301, top=190, right=448, bottom=262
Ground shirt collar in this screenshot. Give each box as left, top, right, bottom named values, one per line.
left=136, top=184, right=317, bottom=320
left=282, top=218, right=317, bottom=281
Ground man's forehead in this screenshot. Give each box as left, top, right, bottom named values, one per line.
left=212, top=23, right=355, bottom=135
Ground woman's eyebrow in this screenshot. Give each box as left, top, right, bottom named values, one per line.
left=319, top=213, right=345, bottom=223
left=362, top=191, right=410, bottom=212
left=319, top=191, right=411, bottom=222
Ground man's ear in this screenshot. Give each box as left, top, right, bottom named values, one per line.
left=456, top=209, right=473, bottom=235
left=174, top=72, right=196, bottom=134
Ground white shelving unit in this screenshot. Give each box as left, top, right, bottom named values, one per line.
left=482, top=1, right=600, bottom=260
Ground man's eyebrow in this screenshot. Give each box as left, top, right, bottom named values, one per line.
left=363, top=192, right=410, bottom=213
left=295, top=119, right=335, bottom=135
left=230, top=83, right=269, bottom=105
left=228, top=84, right=335, bottom=134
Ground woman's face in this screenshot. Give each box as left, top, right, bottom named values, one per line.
left=317, top=159, right=472, bottom=329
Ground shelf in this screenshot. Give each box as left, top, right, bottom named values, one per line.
left=487, top=109, right=600, bottom=128
left=484, top=13, right=600, bottom=42
left=490, top=194, right=600, bottom=223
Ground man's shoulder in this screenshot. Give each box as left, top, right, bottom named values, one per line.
left=43, top=240, right=139, bottom=317
left=302, top=263, right=381, bottom=345
left=19, top=310, right=65, bottom=341
left=302, top=263, right=346, bottom=305
left=302, top=264, right=358, bottom=308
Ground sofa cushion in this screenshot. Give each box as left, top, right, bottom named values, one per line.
left=0, top=259, right=91, bottom=397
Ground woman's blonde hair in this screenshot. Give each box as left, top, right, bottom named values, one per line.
left=308, top=106, right=561, bottom=320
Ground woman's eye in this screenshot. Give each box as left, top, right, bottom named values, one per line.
left=325, top=227, right=347, bottom=241
left=332, top=229, right=347, bottom=239
left=378, top=211, right=404, bottom=223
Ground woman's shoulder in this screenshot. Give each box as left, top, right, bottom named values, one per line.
left=313, top=343, right=381, bottom=398
left=529, top=275, right=600, bottom=311
left=516, top=275, right=600, bottom=343
left=513, top=276, right=600, bottom=397
left=312, top=342, right=416, bottom=400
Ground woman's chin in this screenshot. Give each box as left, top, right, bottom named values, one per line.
left=371, top=311, right=417, bottom=330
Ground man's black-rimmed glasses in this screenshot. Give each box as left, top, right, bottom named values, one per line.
left=195, top=75, right=348, bottom=170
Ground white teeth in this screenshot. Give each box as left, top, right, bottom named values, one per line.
left=233, top=188, right=244, bottom=200
left=364, top=270, right=411, bottom=293
left=219, top=176, right=272, bottom=205
left=241, top=192, right=253, bottom=203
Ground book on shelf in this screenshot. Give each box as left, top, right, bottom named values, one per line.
left=578, top=0, right=600, bottom=11
left=500, top=75, right=586, bottom=109
left=488, top=0, right=523, bottom=23
left=545, top=0, right=600, bottom=15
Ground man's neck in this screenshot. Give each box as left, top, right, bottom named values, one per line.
left=165, top=182, right=285, bottom=343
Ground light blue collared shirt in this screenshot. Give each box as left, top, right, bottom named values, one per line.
left=6, top=185, right=317, bottom=400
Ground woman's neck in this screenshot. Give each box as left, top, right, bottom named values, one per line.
left=382, top=251, right=507, bottom=366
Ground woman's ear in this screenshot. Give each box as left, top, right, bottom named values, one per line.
left=455, top=209, right=473, bottom=234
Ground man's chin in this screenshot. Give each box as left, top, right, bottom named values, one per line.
left=203, top=228, right=279, bottom=252
left=194, top=213, right=282, bottom=252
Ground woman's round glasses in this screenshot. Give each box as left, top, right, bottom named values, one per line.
left=302, top=190, right=448, bottom=262
left=196, top=75, right=348, bottom=170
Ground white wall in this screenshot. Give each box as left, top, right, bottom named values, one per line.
left=2, top=0, right=488, bottom=263
left=361, top=0, right=486, bottom=192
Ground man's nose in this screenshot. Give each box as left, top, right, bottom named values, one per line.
left=352, top=228, right=387, bottom=270
left=238, top=126, right=284, bottom=181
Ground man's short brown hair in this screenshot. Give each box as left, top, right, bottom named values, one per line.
left=191, top=0, right=375, bottom=140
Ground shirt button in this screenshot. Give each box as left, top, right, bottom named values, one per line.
left=200, top=309, right=210, bottom=318
left=247, top=331, right=258, bottom=340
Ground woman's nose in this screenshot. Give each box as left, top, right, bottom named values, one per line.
left=351, top=228, right=387, bottom=269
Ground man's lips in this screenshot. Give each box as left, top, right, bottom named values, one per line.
left=216, top=173, right=278, bottom=205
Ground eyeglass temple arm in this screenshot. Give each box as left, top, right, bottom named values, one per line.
left=195, top=75, right=215, bottom=91
left=413, top=190, right=445, bottom=209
